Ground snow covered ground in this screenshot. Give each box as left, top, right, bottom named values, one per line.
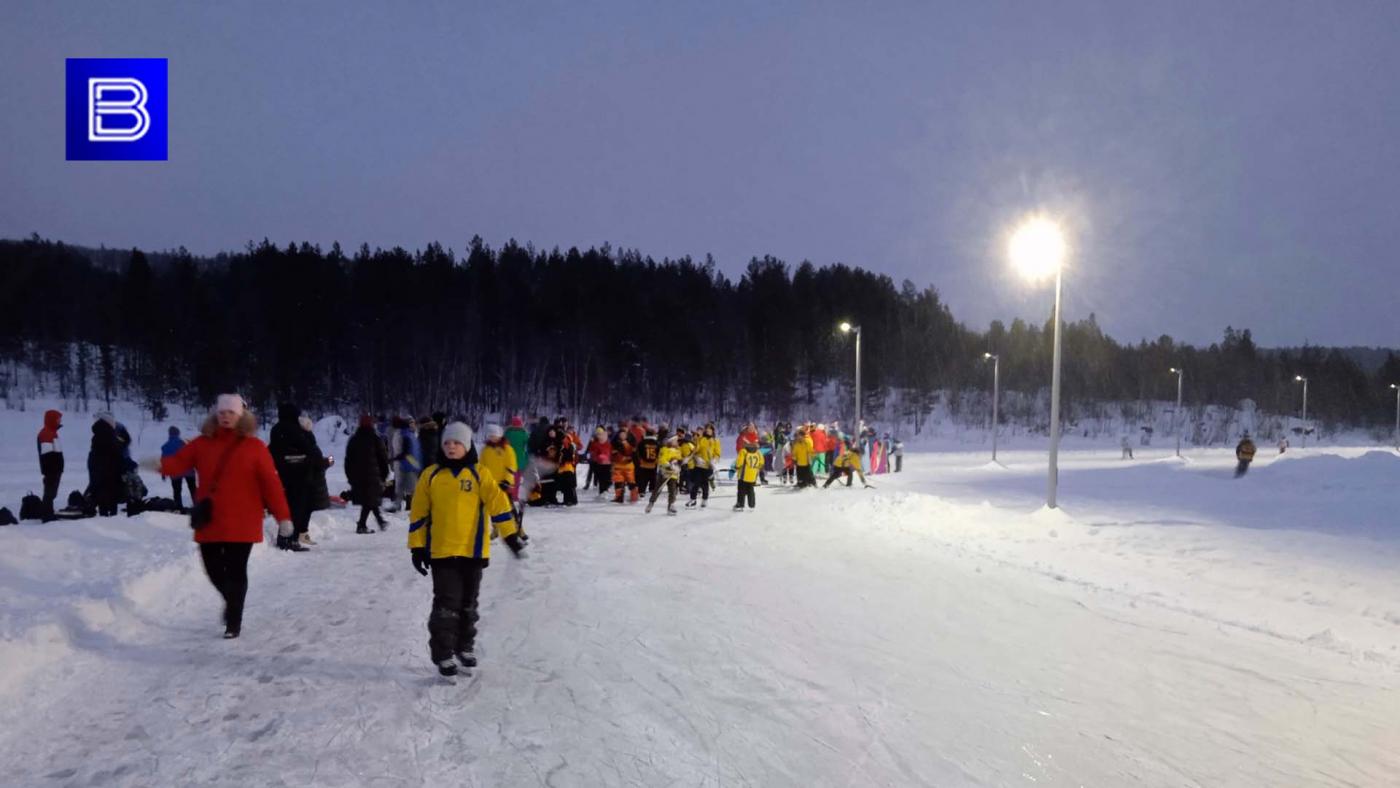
left=1, top=416, right=1398, bottom=785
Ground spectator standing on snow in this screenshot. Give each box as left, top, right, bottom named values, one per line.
left=1234, top=433, right=1257, bottom=478
left=346, top=414, right=389, bottom=533
left=408, top=422, right=525, bottom=677
left=586, top=427, right=612, bottom=497
left=87, top=417, right=126, bottom=517
left=387, top=417, right=423, bottom=513
left=893, top=438, right=904, bottom=473
left=504, top=416, right=530, bottom=499
left=160, top=394, right=294, bottom=639
left=1120, top=435, right=1134, bottom=460
left=160, top=426, right=197, bottom=511
left=301, top=416, right=333, bottom=518
left=36, top=410, right=64, bottom=521
left=1278, top=436, right=1289, bottom=454
left=268, top=403, right=319, bottom=551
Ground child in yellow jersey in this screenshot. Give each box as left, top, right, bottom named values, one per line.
left=823, top=441, right=874, bottom=489
left=408, top=423, right=524, bottom=678
left=686, top=424, right=721, bottom=508
left=479, top=424, right=528, bottom=542
left=646, top=435, right=684, bottom=515
left=733, top=439, right=763, bottom=511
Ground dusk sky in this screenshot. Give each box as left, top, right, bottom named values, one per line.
left=3, top=1, right=1398, bottom=348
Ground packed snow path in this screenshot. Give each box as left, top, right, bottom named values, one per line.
left=1, top=448, right=1397, bottom=786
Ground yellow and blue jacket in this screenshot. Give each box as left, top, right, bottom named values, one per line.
left=479, top=441, right=518, bottom=490
left=408, top=462, right=518, bottom=560
left=657, top=445, right=684, bottom=479
left=735, top=446, right=764, bottom=484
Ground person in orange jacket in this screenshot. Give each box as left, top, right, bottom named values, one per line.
left=610, top=430, right=639, bottom=503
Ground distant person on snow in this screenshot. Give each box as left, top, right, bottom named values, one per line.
left=36, top=410, right=64, bottom=521
left=646, top=435, right=684, bottom=515
left=408, top=422, right=525, bottom=677
left=1234, top=433, right=1257, bottom=478
left=388, top=416, right=423, bottom=513
left=1120, top=435, right=1134, bottom=460
left=586, top=427, right=612, bottom=497
left=733, top=438, right=763, bottom=511
left=268, top=403, right=320, bottom=551
left=87, top=416, right=126, bottom=517
left=892, top=438, right=904, bottom=473
left=346, top=414, right=389, bottom=533
left=1278, top=436, right=1289, bottom=454
left=160, top=426, right=197, bottom=511
left=159, top=394, right=294, bottom=639
left=823, top=441, right=874, bottom=489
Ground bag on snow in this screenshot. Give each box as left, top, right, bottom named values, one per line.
left=142, top=497, right=182, bottom=512
left=0, top=507, right=16, bottom=526
left=19, top=494, right=43, bottom=521
left=122, top=471, right=148, bottom=504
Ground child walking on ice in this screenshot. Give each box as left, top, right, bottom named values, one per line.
left=408, top=423, right=525, bottom=677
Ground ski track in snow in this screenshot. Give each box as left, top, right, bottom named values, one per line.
left=0, top=446, right=1398, bottom=786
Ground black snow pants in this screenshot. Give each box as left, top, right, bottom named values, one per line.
left=41, top=471, right=61, bottom=519
left=688, top=468, right=712, bottom=502
left=795, top=465, right=816, bottom=488
left=636, top=467, right=657, bottom=499
left=200, top=542, right=253, bottom=632
left=169, top=477, right=196, bottom=509
left=735, top=480, right=756, bottom=510
left=428, top=558, right=484, bottom=663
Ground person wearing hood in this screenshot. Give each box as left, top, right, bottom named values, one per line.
left=87, top=417, right=126, bottom=516
left=268, top=403, right=321, bottom=551
left=160, top=394, right=294, bottom=639
left=36, top=410, right=64, bottom=521
left=300, top=415, right=333, bottom=517
left=346, top=414, right=390, bottom=533
left=417, top=412, right=446, bottom=469
left=160, top=426, right=197, bottom=511
left=408, top=423, right=524, bottom=677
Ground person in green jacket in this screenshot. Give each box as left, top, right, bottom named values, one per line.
left=504, top=415, right=530, bottom=499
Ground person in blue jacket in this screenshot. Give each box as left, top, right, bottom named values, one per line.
left=160, top=426, right=197, bottom=510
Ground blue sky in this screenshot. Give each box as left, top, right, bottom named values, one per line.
left=3, top=1, right=1398, bottom=346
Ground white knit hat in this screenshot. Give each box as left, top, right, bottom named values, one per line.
left=485, top=424, right=504, bottom=441
left=442, top=422, right=473, bottom=448
left=215, top=394, right=245, bottom=415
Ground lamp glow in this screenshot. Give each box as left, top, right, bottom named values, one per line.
left=1009, top=217, right=1066, bottom=282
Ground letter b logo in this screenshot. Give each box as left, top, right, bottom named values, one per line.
left=67, top=59, right=167, bottom=161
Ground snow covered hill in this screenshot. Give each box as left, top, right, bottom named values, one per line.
left=1, top=437, right=1397, bottom=786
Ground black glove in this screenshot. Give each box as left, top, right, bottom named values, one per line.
left=504, top=534, right=526, bottom=558
left=411, top=547, right=431, bottom=576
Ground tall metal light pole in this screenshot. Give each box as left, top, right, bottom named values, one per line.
left=984, top=352, right=1000, bottom=462
left=1009, top=217, right=1067, bottom=508
left=1169, top=367, right=1184, bottom=457
left=840, top=322, right=861, bottom=433
left=1295, top=375, right=1309, bottom=447
left=1390, top=383, right=1398, bottom=450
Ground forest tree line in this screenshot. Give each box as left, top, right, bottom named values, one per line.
left=1, top=235, right=1396, bottom=432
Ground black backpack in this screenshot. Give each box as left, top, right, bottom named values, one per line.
left=0, top=507, right=16, bottom=526
left=19, top=494, right=43, bottom=521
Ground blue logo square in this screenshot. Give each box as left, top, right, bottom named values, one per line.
left=66, top=58, right=167, bottom=161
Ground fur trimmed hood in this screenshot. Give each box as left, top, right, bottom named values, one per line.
left=201, top=410, right=259, bottom=438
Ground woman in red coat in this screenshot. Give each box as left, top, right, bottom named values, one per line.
left=161, top=394, right=292, bottom=639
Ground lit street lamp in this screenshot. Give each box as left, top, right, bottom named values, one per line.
left=839, top=322, right=861, bottom=433
left=1009, top=216, right=1067, bottom=508
left=1295, top=375, right=1309, bottom=447
left=984, top=352, right=1000, bottom=462
left=1169, top=367, right=1184, bottom=457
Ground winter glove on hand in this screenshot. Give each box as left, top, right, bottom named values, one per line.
left=504, top=533, right=526, bottom=558
left=277, top=520, right=294, bottom=538
left=411, top=547, right=431, bottom=576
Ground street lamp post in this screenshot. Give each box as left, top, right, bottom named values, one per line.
left=1170, top=367, right=1184, bottom=457
left=1295, top=375, right=1309, bottom=447
left=1390, top=383, right=1398, bottom=450
left=1009, top=217, right=1067, bottom=508
left=840, top=322, right=861, bottom=433
left=984, top=352, right=1000, bottom=462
